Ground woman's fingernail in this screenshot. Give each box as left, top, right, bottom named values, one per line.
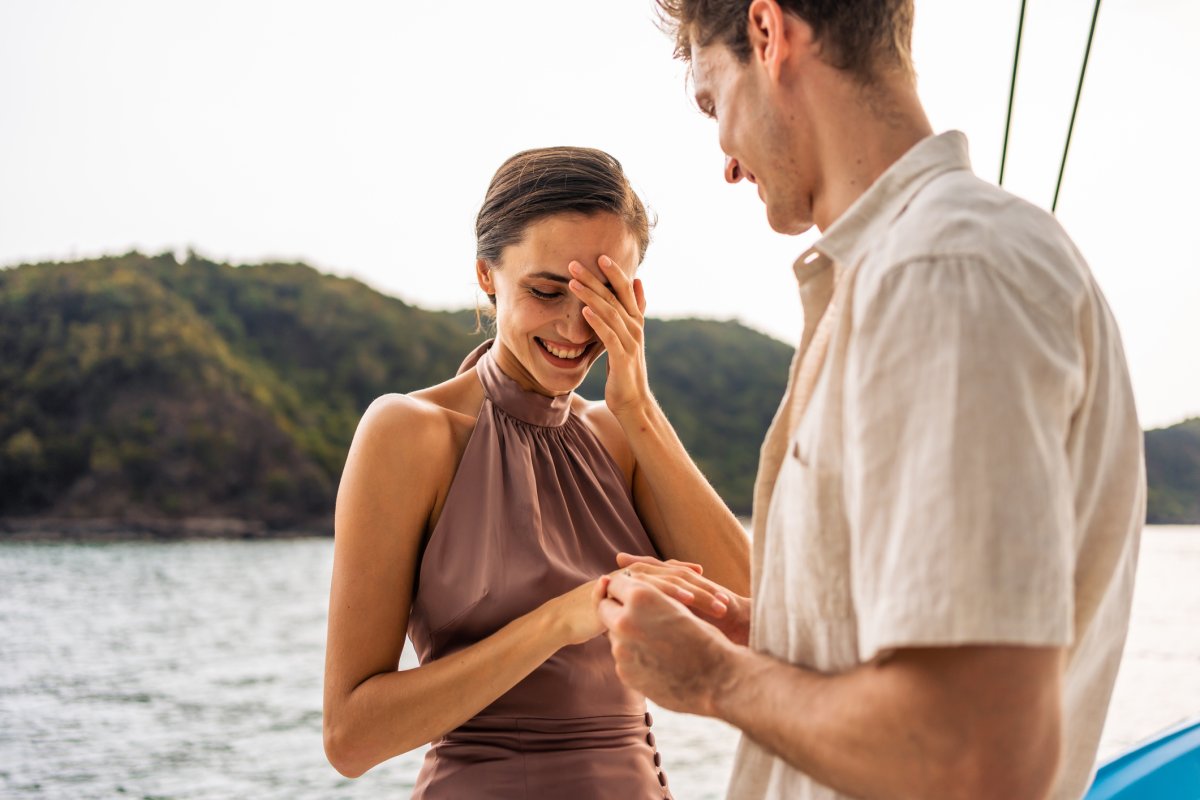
left=711, top=600, right=728, bottom=614
left=569, top=262, right=581, bottom=274
left=715, top=592, right=732, bottom=604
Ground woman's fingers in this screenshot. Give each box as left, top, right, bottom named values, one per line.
left=573, top=280, right=637, bottom=352
left=568, top=260, right=640, bottom=336
left=633, top=278, right=646, bottom=316
left=580, top=303, right=621, bottom=354
left=616, top=551, right=703, bottom=574
left=594, top=575, right=611, bottom=605
left=646, top=576, right=727, bottom=616
left=615, top=561, right=731, bottom=615
left=597, top=255, right=641, bottom=319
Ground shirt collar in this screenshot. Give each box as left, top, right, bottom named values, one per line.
left=793, top=130, right=974, bottom=283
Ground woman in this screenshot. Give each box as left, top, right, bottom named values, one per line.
left=323, top=146, right=750, bottom=798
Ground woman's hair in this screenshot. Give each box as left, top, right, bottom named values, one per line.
left=475, top=147, right=653, bottom=308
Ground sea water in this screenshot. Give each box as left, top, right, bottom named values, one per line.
left=1, top=527, right=1197, bottom=799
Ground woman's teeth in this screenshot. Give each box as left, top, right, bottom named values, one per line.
left=540, top=339, right=587, bottom=359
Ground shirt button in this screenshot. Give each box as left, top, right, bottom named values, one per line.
left=658, top=771, right=668, bottom=786
left=646, top=731, right=656, bottom=748
left=653, top=752, right=662, bottom=767
left=645, top=711, right=654, bottom=727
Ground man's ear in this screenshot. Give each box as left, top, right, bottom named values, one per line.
left=475, top=259, right=495, bottom=296
left=748, top=0, right=812, bottom=81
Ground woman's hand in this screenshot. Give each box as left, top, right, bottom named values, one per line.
left=613, top=553, right=751, bottom=646
left=568, top=256, right=651, bottom=420
left=548, top=577, right=611, bottom=647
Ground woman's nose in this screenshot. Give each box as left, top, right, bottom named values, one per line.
left=560, top=299, right=594, bottom=341
left=724, top=155, right=743, bottom=184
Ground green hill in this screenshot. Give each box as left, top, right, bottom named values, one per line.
left=2, top=253, right=1196, bottom=532
left=1145, top=417, right=1200, bottom=524
left=0, top=253, right=791, bottom=528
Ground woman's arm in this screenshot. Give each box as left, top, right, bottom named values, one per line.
left=569, top=257, right=751, bottom=595
left=322, top=395, right=607, bottom=778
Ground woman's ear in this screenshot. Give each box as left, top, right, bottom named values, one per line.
left=475, top=259, right=495, bottom=296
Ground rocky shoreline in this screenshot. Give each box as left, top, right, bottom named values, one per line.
left=0, top=516, right=333, bottom=542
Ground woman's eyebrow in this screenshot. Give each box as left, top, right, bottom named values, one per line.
left=525, top=268, right=615, bottom=292
left=526, top=270, right=570, bottom=284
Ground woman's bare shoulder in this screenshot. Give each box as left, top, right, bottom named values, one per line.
left=359, top=370, right=483, bottom=463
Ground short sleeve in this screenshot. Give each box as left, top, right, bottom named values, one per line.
left=844, top=256, right=1082, bottom=662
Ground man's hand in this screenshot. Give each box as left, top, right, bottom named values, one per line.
left=597, top=570, right=743, bottom=715
left=615, top=552, right=751, bottom=646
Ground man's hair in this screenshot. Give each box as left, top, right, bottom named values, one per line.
left=655, top=0, right=915, bottom=83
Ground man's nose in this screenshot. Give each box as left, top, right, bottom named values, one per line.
left=724, top=155, right=743, bottom=184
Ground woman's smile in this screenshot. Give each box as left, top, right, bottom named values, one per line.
left=534, top=336, right=598, bottom=368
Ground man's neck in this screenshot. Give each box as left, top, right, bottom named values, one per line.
left=810, top=79, right=933, bottom=232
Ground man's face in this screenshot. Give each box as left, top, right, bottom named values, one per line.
left=690, top=41, right=817, bottom=236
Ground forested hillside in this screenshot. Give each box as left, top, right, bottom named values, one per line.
left=1145, top=417, right=1200, bottom=524
left=2, top=253, right=1196, bottom=532
left=0, top=253, right=791, bottom=527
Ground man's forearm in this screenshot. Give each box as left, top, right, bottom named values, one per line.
left=711, top=644, right=1063, bottom=800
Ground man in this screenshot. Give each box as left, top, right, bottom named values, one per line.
left=597, top=1, right=1146, bottom=798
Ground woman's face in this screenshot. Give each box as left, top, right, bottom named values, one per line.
left=477, top=212, right=640, bottom=397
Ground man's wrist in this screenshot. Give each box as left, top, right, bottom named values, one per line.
left=702, top=637, right=754, bottom=721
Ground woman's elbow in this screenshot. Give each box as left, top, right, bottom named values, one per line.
left=323, top=715, right=370, bottom=779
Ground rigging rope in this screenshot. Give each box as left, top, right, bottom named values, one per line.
left=1053, top=0, right=1104, bottom=213
left=999, top=0, right=1028, bottom=186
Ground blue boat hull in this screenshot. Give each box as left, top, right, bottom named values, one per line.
left=1084, top=717, right=1200, bottom=799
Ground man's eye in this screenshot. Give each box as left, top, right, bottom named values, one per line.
left=529, top=288, right=561, bottom=300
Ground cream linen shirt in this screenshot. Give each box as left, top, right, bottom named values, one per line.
left=726, top=132, right=1146, bottom=800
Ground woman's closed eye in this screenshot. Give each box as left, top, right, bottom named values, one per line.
left=529, top=287, right=563, bottom=300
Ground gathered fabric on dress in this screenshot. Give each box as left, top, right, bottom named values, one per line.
left=407, top=340, right=672, bottom=799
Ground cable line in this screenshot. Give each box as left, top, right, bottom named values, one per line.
left=999, top=0, right=1028, bottom=187
left=1053, top=0, right=1103, bottom=213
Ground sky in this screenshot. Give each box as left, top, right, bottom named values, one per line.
left=1, top=0, right=1197, bottom=428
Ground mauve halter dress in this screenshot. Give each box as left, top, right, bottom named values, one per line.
left=406, top=340, right=673, bottom=799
